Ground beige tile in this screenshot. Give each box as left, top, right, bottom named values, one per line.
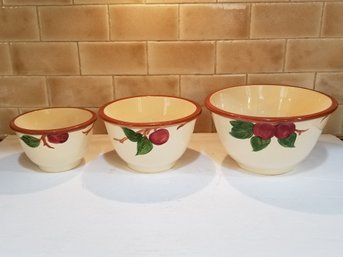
left=322, top=3, right=343, bottom=37
left=315, top=73, right=343, bottom=104
left=39, top=6, right=109, bottom=41
left=181, top=75, right=246, bottom=105
left=0, top=44, right=12, bottom=75
left=48, top=76, right=113, bottom=107
left=0, top=77, right=47, bottom=107
left=219, top=0, right=283, bottom=2
left=323, top=105, right=343, bottom=136
left=75, top=0, right=142, bottom=3
left=147, top=0, right=214, bottom=3
left=4, top=0, right=71, bottom=4
left=11, top=43, right=79, bottom=75
left=248, top=73, right=315, bottom=89
left=194, top=107, right=213, bottom=133
left=110, top=5, right=177, bottom=40
left=0, top=108, right=19, bottom=135
left=286, top=39, right=343, bottom=72
left=180, top=4, right=249, bottom=40
left=0, top=7, right=39, bottom=41
left=217, top=40, right=284, bottom=73
left=79, top=42, right=147, bottom=75
left=86, top=108, right=107, bottom=134
left=115, top=76, right=179, bottom=98
left=148, top=41, right=215, bottom=74
left=251, top=3, right=321, bottom=38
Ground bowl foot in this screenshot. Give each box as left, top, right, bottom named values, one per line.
left=237, top=162, right=294, bottom=176
left=127, top=162, right=176, bottom=173
left=38, top=159, right=82, bottom=172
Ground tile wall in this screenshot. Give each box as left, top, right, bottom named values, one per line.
left=1, top=0, right=343, bottom=137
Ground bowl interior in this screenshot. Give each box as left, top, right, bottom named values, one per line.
left=208, top=85, right=335, bottom=118
left=13, top=108, right=94, bottom=131
left=102, top=96, right=199, bottom=124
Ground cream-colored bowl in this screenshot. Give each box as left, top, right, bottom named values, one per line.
left=99, top=95, right=202, bottom=173
left=10, top=107, right=96, bottom=172
left=205, top=85, right=338, bottom=175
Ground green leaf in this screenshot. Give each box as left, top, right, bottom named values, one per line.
left=136, top=136, right=153, bottom=155
left=122, top=127, right=142, bottom=142
left=20, top=135, right=40, bottom=148
left=229, top=120, right=254, bottom=139
left=278, top=133, right=297, bottom=148
left=250, top=136, right=271, bottom=152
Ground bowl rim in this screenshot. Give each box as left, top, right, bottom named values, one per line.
left=99, top=95, right=202, bottom=128
left=9, top=107, right=97, bottom=135
left=205, top=84, right=338, bottom=123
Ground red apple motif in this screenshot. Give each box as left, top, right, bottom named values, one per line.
left=252, top=123, right=275, bottom=140
left=149, top=129, right=169, bottom=145
left=47, top=132, right=69, bottom=144
left=275, top=123, right=295, bottom=139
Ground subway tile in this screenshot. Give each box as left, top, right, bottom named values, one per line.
left=0, top=108, right=19, bottom=135
left=0, top=77, right=47, bottom=107
left=217, top=40, right=284, bottom=73
left=181, top=75, right=245, bottom=105
left=194, top=107, right=212, bottom=133
left=0, top=7, right=39, bottom=41
left=322, top=3, right=343, bottom=37
left=0, top=44, right=12, bottom=75
left=115, top=76, right=179, bottom=98
left=75, top=0, right=143, bottom=3
left=147, top=0, right=214, bottom=3
left=87, top=108, right=107, bottom=134
left=219, top=0, right=283, bottom=2
left=180, top=4, right=249, bottom=40
left=47, top=76, right=113, bottom=107
left=79, top=42, right=147, bottom=75
left=148, top=41, right=215, bottom=74
left=248, top=73, right=315, bottom=89
left=4, top=0, right=72, bottom=4
left=251, top=3, right=321, bottom=38
left=110, top=5, right=177, bottom=40
left=315, top=73, right=343, bottom=104
left=11, top=43, right=79, bottom=75
left=286, top=39, right=343, bottom=72
left=39, top=6, right=109, bottom=41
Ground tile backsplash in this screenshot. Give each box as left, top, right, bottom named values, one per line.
left=1, top=0, right=343, bottom=137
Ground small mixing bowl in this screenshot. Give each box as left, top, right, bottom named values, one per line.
left=10, top=107, right=96, bottom=172
left=205, top=85, right=338, bottom=175
left=99, top=95, right=202, bottom=173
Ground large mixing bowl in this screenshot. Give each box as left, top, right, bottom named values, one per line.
left=206, top=85, right=338, bottom=175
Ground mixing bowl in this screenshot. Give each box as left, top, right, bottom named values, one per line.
left=99, top=95, right=201, bottom=173
left=10, top=107, right=96, bottom=172
left=205, top=85, right=338, bottom=175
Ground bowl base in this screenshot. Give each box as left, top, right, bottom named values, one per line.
left=127, top=162, right=176, bottom=173
left=237, top=162, right=294, bottom=176
left=38, top=159, right=82, bottom=173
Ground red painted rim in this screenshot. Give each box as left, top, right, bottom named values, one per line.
left=9, top=107, right=97, bottom=135
left=205, top=84, right=338, bottom=123
left=99, top=95, right=202, bottom=128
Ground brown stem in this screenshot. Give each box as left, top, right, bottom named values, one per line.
left=41, top=135, right=54, bottom=149
left=113, top=137, right=128, bottom=143
left=82, top=123, right=94, bottom=135
left=177, top=123, right=187, bottom=130
left=295, top=128, right=308, bottom=135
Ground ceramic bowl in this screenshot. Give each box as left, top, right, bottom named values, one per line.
left=205, top=85, right=338, bottom=175
left=10, top=107, right=97, bottom=172
left=99, top=95, right=202, bottom=173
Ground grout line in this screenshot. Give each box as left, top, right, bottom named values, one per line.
left=76, top=42, right=82, bottom=75
left=319, top=2, right=325, bottom=38
left=35, top=6, right=42, bottom=41
left=282, top=39, right=288, bottom=73
left=107, top=4, right=111, bottom=41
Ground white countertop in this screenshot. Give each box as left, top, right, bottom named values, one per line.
left=1, top=134, right=343, bottom=257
